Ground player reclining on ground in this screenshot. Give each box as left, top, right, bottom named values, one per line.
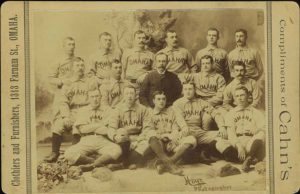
left=64, top=88, right=122, bottom=172
left=216, top=86, right=265, bottom=172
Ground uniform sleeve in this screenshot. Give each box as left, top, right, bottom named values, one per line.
left=186, top=49, right=194, bottom=70
left=168, top=110, right=181, bottom=140
left=87, top=54, right=96, bottom=75
left=255, top=50, right=264, bottom=79
left=49, top=61, right=63, bottom=87
left=223, top=52, right=231, bottom=83
left=139, top=73, right=151, bottom=107
left=100, top=83, right=110, bottom=108
left=253, top=109, right=265, bottom=133
left=225, top=111, right=239, bottom=146
left=223, top=84, right=234, bottom=107
left=203, top=101, right=225, bottom=128
left=58, top=85, right=72, bottom=118
left=141, top=107, right=153, bottom=132
left=115, top=49, right=122, bottom=61
left=141, top=109, right=157, bottom=139
left=227, top=51, right=234, bottom=78
left=195, top=51, right=202, bottom=68
left=107, top=108, right=120, bottom=141
left=172, top=103, right=189, bottom=132
left=250, top=79, right=261, bottom=108
left=121, top=50, right=129, bottom=79
left=208, top=75, right=226, bottom=106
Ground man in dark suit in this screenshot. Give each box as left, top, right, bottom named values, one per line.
left=139, top=53, right=182, bottom=108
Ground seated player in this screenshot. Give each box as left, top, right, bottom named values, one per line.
left=145, top=91, right=197, bottom=175
left=193, top=55, right=226, bottom=107
left=44, top=57, right=99, bottom=162
left=172, top=81, right=227, bottom=162
left=107, top=85, right=153, bottom=169
left=217, top=86, right=265, bottom=172
left=223, top=61, right=261, bottom=110
left=64, top=88, right=122, bottom=172
left=100, top=59, right=130, bottom=109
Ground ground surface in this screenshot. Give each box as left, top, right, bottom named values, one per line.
left=37, top=144, right=266, bottom=193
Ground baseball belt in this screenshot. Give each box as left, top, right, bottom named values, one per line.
left=236, top=132, right=253, bottom=137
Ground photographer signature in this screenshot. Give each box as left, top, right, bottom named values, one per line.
left=184, top=176, right=206, bottom=186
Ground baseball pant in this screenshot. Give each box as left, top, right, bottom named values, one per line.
left=64, top=135, right=122, bottom=165
left=215, top=132, right=265, bottom=154
left=52, top=109, right=78, bottom=135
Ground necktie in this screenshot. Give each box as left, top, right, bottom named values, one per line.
left=239, top=48, right=244, bottom=61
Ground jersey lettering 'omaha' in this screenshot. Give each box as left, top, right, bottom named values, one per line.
left=88, top=49, right=121, bottom=79
left=122, top=48, right=154, bottom=80
left=195, top=46, right=229, bottom=81
left=193, top=71, right=226, bottom=107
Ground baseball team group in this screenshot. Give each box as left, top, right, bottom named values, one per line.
left=43, top=27, right=266, bottom=176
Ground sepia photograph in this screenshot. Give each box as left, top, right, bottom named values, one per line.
left=33, top=7, right=267, bottom=193
left=2, top=1, right=300, bottom=194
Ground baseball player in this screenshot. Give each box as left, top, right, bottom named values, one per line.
left=195, top=28, right=230, bottom=82
left=216, top=86, right=265, bottom=172
left=157, top=30, right=194, bottom=79
left=228, top=29, right=264, bottom=81
left=223, top=61, right=261, bottom=110
left=49, top=37, right=76, bottom=88
left=88, top=32, right=121, bottom=81
left=100, top=60, right=130, bottom=109
left=44, top=57, right=99, bottom=162
left=193, top=55, right=226, bottom=107
left=64, top=88, right=122, bottom=172
left=49, top=37, right=77, bottom=116
left=107, top=85, right=153, bottom=169
left=121, top=30, right=155, bottom=86
left=172, top=81, right=227, bottom=161
left=145, top=91, right=197, bottom=175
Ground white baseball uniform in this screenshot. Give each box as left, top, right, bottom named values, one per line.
left=64, top=105, right=122, bottom=165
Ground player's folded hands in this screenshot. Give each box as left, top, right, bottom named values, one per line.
left=218, top=126, right=228, bottom=139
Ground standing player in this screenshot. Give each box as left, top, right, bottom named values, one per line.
left=228, top=29, right=264, bottom=81
left=49, top=37, right=77, bottom=116
left=49, top=37, right=76, bottom=89
left=44, top=57, right=98, bottom=162
left=107, top=85, right=153, bottom=168
left=193, top=55, right=226, bottom=107
left=64, top=88, right=122, bottom=172
left=172, top=81, right=227, bottom=160
left=122, top=30, right=154, bottom=87
left=218, top=86, right=265, bottom=172
left=139, top=53, right=182, bottom=108
left=100, top=60, right=130, bottom=109
left=88, top=32, right=121, bottom=80
left=157, top=30, right=193, bottom=80
left=223, top=61, right=261, bottom=110
left=146, top=91, right=197, bottom=175
left=195, top=28, right=230, bottom=82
